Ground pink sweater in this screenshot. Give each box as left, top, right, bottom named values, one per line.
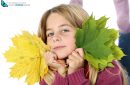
left=39, top=61, right=123, bottom=85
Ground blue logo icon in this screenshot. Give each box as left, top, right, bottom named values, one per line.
left=1, top=0, right=8, bottom=7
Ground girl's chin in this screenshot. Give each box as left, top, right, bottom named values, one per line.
left=54, top=51, right=71, bottom=59
left=56, top=54, right=68, bottom=59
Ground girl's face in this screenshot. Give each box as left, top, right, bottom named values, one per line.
left=46, top=13, right=76, bottom=59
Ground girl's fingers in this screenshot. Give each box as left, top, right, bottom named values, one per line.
left=72, top=51, right=80, bottom=58
left=66, top=58, right=71, bottom=65
left=67, top=55, right=74, bottom=64
left=52, top=60, right=60, bottom=67
left=47, top=51, right=57, bottom=60
left=75, top=48, right=84, bottom=58
left=67, top=49, right=84, bottom=65
left=69, top=50, right=83, bottom=61
left=57, top=60, right=66, bottom=65
left=44, top=51, right=58, bottom=66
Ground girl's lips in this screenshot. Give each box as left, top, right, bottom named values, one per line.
left=53, top=46, right=66, bottom=50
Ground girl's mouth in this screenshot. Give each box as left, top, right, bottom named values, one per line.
left=53, top=46, right=66, bottom=50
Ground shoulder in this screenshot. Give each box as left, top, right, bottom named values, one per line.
left=98, top=61, right=121, bottom=80
left=96, top=61, right=124, bottom=85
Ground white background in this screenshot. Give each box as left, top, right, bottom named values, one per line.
left=0, top=0, right=119, bottom=85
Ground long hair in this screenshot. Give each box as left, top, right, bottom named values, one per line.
left=38, top=4, right=128, bottom=85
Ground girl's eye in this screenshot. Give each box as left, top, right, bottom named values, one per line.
left=47, top=32, right=54, bottom=37
left=62, top=29, right=70, bottom=33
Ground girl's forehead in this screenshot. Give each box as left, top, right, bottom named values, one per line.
left=46, top=13, right=72, bottom=29
left=47, top=13, right=67, bottom=23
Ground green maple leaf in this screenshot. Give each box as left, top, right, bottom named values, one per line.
left=75, top=15, right=125, bottom=70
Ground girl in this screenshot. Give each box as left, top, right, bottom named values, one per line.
left=38, top=4, right=128, bottom=85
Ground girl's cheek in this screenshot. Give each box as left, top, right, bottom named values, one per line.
left=47, top=38, right=51, bottom=44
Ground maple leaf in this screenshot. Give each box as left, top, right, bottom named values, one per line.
left=75, top=15, right=125, bottom=70
left=4, top=31, right=49, bottom=85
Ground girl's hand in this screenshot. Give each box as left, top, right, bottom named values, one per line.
left=67, top=48, right=84, bottom=74
left=44, top=51, right=67, bottom=77
left=44, top=51, right=58, bottom=69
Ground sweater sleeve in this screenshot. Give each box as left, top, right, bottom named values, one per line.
left=68, top=68, right=89, bottom=85
left=39, top=72, right=68, bottom=85
left=113, top=0, right=130, bottom=33
left=69, top=0, right=83, bottom=7
left=52, top=72, right=68, bottom=85
left=96, top=61, right=123, bottom=85
left=39, top=79, right=47, bottom=85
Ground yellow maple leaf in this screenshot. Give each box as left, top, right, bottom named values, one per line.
left=4, top=31, right=49, bottom=85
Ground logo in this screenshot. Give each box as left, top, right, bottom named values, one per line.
left=1, top=0, right=30, bottom=7
left=1, top=0, right=8, bottom=7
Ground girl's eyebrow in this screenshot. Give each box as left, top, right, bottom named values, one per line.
left=46, top=24, right=73, bottom=31
left=58, top=24, right=72, bottom=28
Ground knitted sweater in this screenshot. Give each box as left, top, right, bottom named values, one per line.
left=40, top=61, right=122, bottom=85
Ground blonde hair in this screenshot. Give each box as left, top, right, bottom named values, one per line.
left=38, top=4, right=128, bottom=85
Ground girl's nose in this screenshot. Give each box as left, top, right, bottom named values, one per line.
left=52, top=35, right=61, bottom=42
